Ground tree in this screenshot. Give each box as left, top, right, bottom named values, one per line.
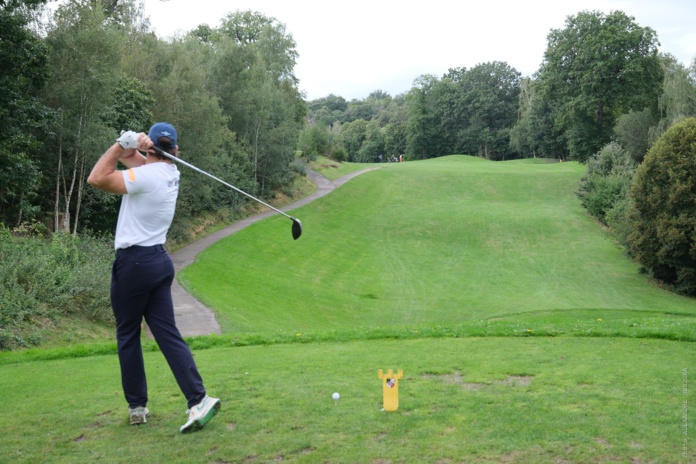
left=339, top=119, right=368, bottom=162
left=538, top=10, right=662, bottom=162
left=614, top=108, right=658, bottom=163
left=209, top=11, right=305, bottom=194
left=509, top=77, right=536, bottom=157
left=380, top=94, right=408, bottom=158
left=43, top=0, right=122, bottom=234
left=355, top=120, right=384, bottom=163
left=0, top=0, right=50, bottom=226
left=577, top=142, right=636, bottom=223
left=78, top=75, right=155, bottom=232
left=452, top=61, right=521, bottom=159
left=298, top=123, right=330, bottom=160
left=218, top=10, right=298, bottom=84
left=625, top=117, right=696, bottom=295
left=653, top=54, right=696, bottom=138
left=308, top=94, right=348, bottom=114
left=405, top=74, right=443, bottom=159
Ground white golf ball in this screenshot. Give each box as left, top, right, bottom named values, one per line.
left=332, top=392, right=340, bottom=400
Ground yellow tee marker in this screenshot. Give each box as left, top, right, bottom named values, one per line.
left=378, top=369, right=403, bottom=411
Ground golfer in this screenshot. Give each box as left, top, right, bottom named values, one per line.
left=87, top=122, right=220, bottom=433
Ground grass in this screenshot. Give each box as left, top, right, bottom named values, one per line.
left=1, top=337, right=692, bottom=463
left=3, top=155, right=695, bottom=463
left=309, top=155, right=373, bottom=180
left=180, top=156, right=696, bottom=334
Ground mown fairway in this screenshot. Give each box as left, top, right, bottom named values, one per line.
left=180, top=156, right=696, bottom=333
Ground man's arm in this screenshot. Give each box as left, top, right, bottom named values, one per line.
left=87, top=133, right=152, bottom=194
left=119, top=148, right=147, bottom=169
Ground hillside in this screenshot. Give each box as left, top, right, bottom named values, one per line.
left=180, top=156, right=696, bottom=333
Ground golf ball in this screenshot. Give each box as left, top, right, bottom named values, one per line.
left=332, top=392, right=340, bottom=400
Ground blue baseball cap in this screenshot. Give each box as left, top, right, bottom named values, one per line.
left=148, top=122, right=177, bottom=149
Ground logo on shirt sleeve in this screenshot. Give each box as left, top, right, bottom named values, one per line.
left=126, top=169, right=136, bottom=182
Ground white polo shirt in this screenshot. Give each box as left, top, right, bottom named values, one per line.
left=114, top=162, right=180, bottom=250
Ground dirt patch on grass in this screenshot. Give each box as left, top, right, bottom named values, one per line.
left=423, top=372, right=533, bottom=390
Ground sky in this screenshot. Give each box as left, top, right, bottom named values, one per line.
left=141, top=0, right=696, bottom=101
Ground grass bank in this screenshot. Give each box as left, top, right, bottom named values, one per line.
left=180, top=156, right=696, bottom=334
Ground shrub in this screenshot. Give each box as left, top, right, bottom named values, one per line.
left=625, top=117, right=696, bottom=295
left=614, top=109, right=659, bottom=163
left=578, top=175, right=632, bottom=223
left=0, top=227, right=113, bottom=349
left=604, top=196, right=633, bottom=245
left=577, top=142, right=636, bottom=223
left=290, top=158, right=308, bottom=176
left=331, top=147, right=347, bottom=162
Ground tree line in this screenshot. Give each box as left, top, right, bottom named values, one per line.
left=1, top=0, right=305, bottom=242
left=302, top=10, right=694, bottom=166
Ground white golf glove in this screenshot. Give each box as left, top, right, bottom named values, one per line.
left=116, top=130, right=138, bottom=150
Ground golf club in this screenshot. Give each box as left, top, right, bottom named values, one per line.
left=150, top=145, right=302, bottom=240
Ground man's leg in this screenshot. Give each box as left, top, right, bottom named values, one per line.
left=111, top=251, right=149, bottom=409
left=144, top=249, right=206, bottom=409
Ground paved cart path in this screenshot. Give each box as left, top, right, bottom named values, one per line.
left=160, top=167, right=378, bottom=338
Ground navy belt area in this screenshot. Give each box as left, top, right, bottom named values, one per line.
left=116, top=244, right=166, bottom=256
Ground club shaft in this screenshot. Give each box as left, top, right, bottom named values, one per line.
left=151, top=146, right=296, bottom=221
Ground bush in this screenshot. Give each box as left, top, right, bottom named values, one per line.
left=577, top=142, right=636, bottom=223
left=578, top=175, right=632, bottom=223
left=604, top=196, right=633, bottom=245
left=0, top=226, right=113, bottom=349
left=290, top=158, right=308, bottom=176
left=331, top=147, right=347, bottom=162
left=625, top=117, right=696, bottom=295
left=614, top=109, right=658, bottom=163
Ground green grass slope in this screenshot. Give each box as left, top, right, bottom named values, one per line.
left=180, top=156, right=696, bottom=333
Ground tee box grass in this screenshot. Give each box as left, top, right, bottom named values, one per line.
left=0, top=337, right=692, bottom=463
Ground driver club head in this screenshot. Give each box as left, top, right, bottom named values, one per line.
left=292, top=218, right=303, bottom=240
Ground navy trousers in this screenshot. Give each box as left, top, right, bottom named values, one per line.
left=111, top=245, right=206, bottom=409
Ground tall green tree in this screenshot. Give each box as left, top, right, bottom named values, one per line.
left=0, top=0, right=50, bottom=226
left=653, top=53, right=696, bottom=136
left=613, top=108, right=658, bottom=163
left=339, top=118, right=368, bottom=162
left=208, top=11, right=305, bottom=194
left=538, top=10, right=662, bottom=162
left=355, top=120, right=384, bottom=163
left=43, top=0, right=122, bottom=234
left=382, top=96, right=408, bottom=158
left=509, top=77, right=536, bottom=157
left=449, top=61, right=521, bottom=159
left=78, top=75, right=155, bottom=233
left=298, top=123, right=331, bottom=159
left=405, top=74, right=444, bottom=159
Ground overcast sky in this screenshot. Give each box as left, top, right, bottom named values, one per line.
left=141, top=0, right=696, bottom=101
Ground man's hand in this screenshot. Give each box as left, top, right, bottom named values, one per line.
left=118, top=132, right=151, bottom=168
left=117, top=131, right=139, bottom=150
